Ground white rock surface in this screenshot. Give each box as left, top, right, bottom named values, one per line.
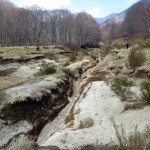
left=4, top=76, right=63, bottom=104
left=0, top=120, right=33, bottom=148
left=37, top=81, right=150, bottom=149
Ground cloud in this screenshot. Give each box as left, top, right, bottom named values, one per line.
left=88, top=7, right=101, bottom=17
left=126, top=0, right=139, bottom=4
left=18, top=0, right=70, bottom=9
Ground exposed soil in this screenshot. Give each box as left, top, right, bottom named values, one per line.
left=0, top=78, right=73, bottom=149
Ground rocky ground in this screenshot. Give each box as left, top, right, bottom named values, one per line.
left=37, top=46, right=150, bottom=149
left=0, top=44, right=150, bottom=150
left=0, top=46, right=98, bottom=149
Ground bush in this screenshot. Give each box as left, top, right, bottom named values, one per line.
left=36, top=46, right=40, bottom=51
left=140, top=80, right=150, bottom=104
left=112, top=76, right=133, bottom=101
left=101, top=45, right=112, bottom=57
left=128, top=48, right=146, bottom=69
left=79, top=117, right=94, bottom=129
left=37, top=64, right=56, bottom=76
left=112, top=76, right=133, bottom=91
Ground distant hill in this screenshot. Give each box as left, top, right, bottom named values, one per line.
left=96, top=0, right=150, bottom=26
left=95, top=10, right=127, bottom=26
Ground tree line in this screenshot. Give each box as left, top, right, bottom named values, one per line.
left=0, top=0, right=101, bottom=47
left=102, top=0, right=150, bottom=42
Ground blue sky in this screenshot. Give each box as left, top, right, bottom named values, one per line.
left=11, top=0, right=139, bottom=18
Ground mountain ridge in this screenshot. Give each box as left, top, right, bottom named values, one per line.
left=96, top=0, right=150, bottom=26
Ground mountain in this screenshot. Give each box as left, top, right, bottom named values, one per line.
left=95, top=10, right=127, bottom=26
left=96, top=0, right=150, bottom=26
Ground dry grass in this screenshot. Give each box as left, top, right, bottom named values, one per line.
left=124, top=100, right=145, bottom=111
left=79, top=117, right=94, bottom=129
left=128, top=47, right=146, bottom=69
left=140, top=80, right=150, bottom=104
left=112, top=118, right=150, bottom=150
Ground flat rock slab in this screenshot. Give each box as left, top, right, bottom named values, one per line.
left=3, top=76, right=63, bottom=104
left=37, top=81, right=150, bottom=149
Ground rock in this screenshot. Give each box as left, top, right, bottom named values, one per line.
left=66, top=57, right=97, bottom=72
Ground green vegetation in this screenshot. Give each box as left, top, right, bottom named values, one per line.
left=112, top=76, right=133, bottom=101
left=112, top=76, right=133, bottom=91
left=37, top=64, right=56, bottom=76
left=36, top=46, right=40, bottom=51
left=44, top=52, right=57, bottom=60
left=79, top=117, right=94, bottom=129
left=128, top=48, right=146, bottom=69
left=140, top=80, right=150, bottom=104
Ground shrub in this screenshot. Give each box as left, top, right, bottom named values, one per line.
left=101, top=45, right=112, bottom=57
left=140, top=80, right=150, bottom=104
left=37, top=64, right=56, bottom=76
left=112, top=76, right=133, bottom=91
left=36, top=46, right=40, bottom=51
left=112, top=76, right=133, bottom=101
left=79, top=117, right=94, bottom=129
left=128, top=48, right=146, bottom=69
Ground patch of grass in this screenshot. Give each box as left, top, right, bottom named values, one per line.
left=112, top=118, right=150, bottom=150
left=139, top=38, right=150, bottom=49
left=101, top=45, right=112, bottom=57
left=37, top=64, right=56, bottom=76
left=69, top=53, right=77, bottom=62
left=43, top=46, right=49, bottom=49
left=79, top=117, right=94, bottom=129
left=112, top=76, right=133, bottom=91
left=44, top=52, right=57, bottom=60
left=124, top=101, right=145, bottom=111
left=112, top=76, right=133, bottom=101
left=140, top=80, right=150, bottom=104
left=128, top=47, right=146, bottom=69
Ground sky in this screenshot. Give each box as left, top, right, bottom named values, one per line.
left=10, top=0, right=140, bottom=18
